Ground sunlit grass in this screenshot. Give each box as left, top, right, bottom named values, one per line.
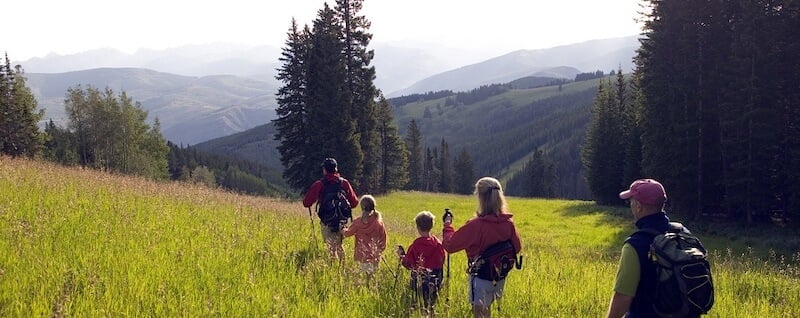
left=1, top=156, right=798, bottom=317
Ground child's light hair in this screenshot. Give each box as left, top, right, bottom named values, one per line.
left=414, top=211, right=435, bottom=232
left=359, top=194, right=381, bottom=220
left=360, top=195, right=376, bottom=211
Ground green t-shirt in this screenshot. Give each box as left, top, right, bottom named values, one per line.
left=613, top=242, right=640, bottom=296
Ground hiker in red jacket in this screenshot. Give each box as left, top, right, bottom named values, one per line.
left=343, top=194, right=387, bottom=283
left=398, top=211, right=446, bottom=316
left=303, top=158, right=358, bottom=261
left=442, top=177, right=522, bottom=318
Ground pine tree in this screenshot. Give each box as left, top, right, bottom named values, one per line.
left=404, top=119, right=424, bottom=190
left=0, top=55, right=44, bottom=157
left=634, top=0, right=797, bottom=223
left=305, top=4, right=361, bottom=188
left=622, top=69, right=643, bottom=187
left=452, top=148, right=475, bottom=194
left=335, top=0, right=379, bottom=193
left=375, top=94, right=408, bottom=193
left=582, top=79, right=625, bottom=205
left=43, top=119, right=77, bottom=165
left=438, top=138, right=453, bottom=193
left=273, top=19, right=313, bottom=191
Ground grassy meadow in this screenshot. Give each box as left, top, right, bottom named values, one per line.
left=1, top=156, right=799, bottom=317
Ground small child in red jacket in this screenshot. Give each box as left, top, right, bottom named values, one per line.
left=397, top=211, right=446, bottom=316
left=343, top=195, right=387, bottom=281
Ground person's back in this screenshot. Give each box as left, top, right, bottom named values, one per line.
left=343, top=195, right=386, bottom=277
left=398, top=211, right=446, bottom=315
left=302, top=158, right=358, bottom=261
left=607, top=178, right=713, bottom=318
left=441, top=177, right=522, bottom=318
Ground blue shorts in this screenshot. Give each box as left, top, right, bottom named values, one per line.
left=469, top=276, right=505, bottom=307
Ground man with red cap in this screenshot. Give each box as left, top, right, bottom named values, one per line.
left=605, top=179, right=694, bottom=318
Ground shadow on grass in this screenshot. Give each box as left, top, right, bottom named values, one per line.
left=554, top=201, right=800, bottom=261
left=552, top=201, right=637, bottom=257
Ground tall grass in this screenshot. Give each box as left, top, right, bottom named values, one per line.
left=1, top=156, right=798, bottom=317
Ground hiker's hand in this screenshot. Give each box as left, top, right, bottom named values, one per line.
left=396, top=245, right=405, bottom=257
left=443, top=212, right=453, bottom=226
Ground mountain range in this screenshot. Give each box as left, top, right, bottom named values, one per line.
left=19, top=35, right=640, bottom=145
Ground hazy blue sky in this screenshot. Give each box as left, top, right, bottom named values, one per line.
left=5, top=0, right=645, bottom=61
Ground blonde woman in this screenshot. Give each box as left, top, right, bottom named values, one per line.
left=442, top=177, right=522, bottom=318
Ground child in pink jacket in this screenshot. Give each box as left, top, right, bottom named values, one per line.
left=343, top=195, right=387, bottom=281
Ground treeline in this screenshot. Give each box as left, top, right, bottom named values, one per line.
left=574, top=70, right=606, bottom=82
left=402, top=119, right=476, bottom=194
left=446, top=84, right=512, bottom=106
left=506, top=149, right=558, bottom=198
left=1, top=52, right=285, bottom=196
left=583, top=1, right=800, bottom=226
left=44, top=86, right=169, bottom=180
left=167, top=142, right=286, bottom=196
left=508, top=76, right=570, bottom=90
left=387, top=90, right=453, bottom=108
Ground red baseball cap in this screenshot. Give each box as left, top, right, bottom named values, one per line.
left=619, top=179, right=667, bottom=206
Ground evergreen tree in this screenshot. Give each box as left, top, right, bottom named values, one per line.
left=404, top=119, right=424, bottom=190
left=634, top=0, right=800, bottom=224
left=622, top=69, right=643, bottom=186
left=508, top=149, right=558, bottom=197
left=375, top=94, right=408, bottom=193
left=452, top=147, right=475, bottom=194
left=273, top=19, right=313, bottom=191
left=438, top=138, right=453, bottom=193
left=335, top=0, right=379, bottom=193
left=423, top=147, right=441, bottom=192
left=0, top=55, right=44, bottom=157
left=43, top=120, right=77, bottom=165
left=582, top=79, right=625, bottom=205
left=274, top=2, right=385, bottom=193
left=305, top=4, right=361, bottom=189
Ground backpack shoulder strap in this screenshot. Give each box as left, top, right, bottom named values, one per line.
left=625, top=227, right=662, bottom=245
left=637, top=228, right=663, bottom=236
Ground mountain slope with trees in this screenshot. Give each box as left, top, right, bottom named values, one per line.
left=198, top=76, right=604, bottom=199
left=25, top=68, right=278, bottom=145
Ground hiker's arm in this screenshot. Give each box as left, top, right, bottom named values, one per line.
left=343, top=180, right=359, bottom=208
left=606, top=292, right=633, bottom=318
left=442, top=222, right=470, bottom=254
left=302, top=181, right=321, bottom=207
left=607, top=244, right=639, bottom=317
left=342, top=225, right=355, bottom=237
left=400, top=244, right=416, bottom=269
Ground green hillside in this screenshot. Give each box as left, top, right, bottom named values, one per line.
left=198, top=78, right=602, bottom=199
left=390, top=78, right=602, bottom=199
left=2, top=157, right=798, bottom=317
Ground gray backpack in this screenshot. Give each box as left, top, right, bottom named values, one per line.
left=638, top=224, right=714, bottom=317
